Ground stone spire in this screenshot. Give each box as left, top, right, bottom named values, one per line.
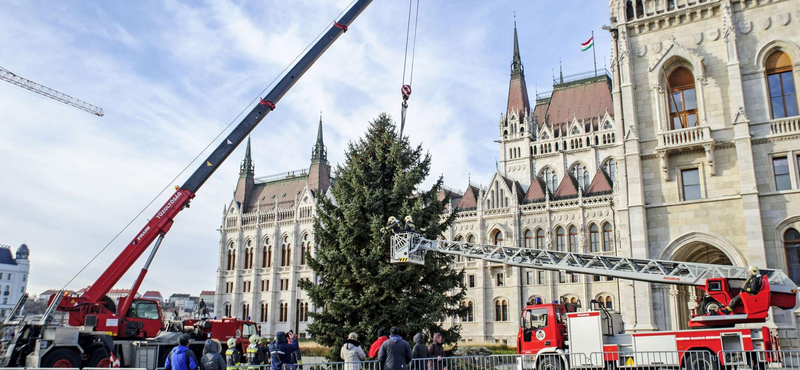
left=235, top=136, right=255, bottom=208
left=311, top=112, right=327, bottom=164
left=239, top=136, right=254, bottom=178
left=506, top=20, right=530, bottom=117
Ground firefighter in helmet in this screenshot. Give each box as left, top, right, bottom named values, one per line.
left=712, top=265, right=763, bottom=315
left=246, top=335, right=260, bottom=369
left=381, top=216, right=402, bottom=235
left=225, top=338, right=242, bottom=370
left=403, top=215, right=416, bottom=233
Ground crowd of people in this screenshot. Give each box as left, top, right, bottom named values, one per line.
left=341, top=327, right=447, bottom=370
left=163, top=327, right=445, bottom=370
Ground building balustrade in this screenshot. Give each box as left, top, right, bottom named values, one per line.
left=769, top=117, right=800, bottom=137
left=656, top=126, right=715, bottom=179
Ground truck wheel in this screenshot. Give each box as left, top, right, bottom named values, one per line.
left=42, top=348, right=81, bottom=368
left=88, top=349, right=112, bottom=368
left=684, top=352, right=718, bottom=370
left=537, top=357, right=564, bottom=370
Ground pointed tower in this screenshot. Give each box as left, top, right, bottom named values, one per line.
left=234, top=137, right=255, bottom=208
left=308, top=113, right=331, bottom=193
left=499, top=20, right=534, bottom=185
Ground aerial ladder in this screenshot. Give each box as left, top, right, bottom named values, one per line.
left=390, top=233, right=798, bottom=328
left=0, top=66, right=104, bottom=117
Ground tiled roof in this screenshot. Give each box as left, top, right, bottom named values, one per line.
left=523, top=177, right=548, bottom=202
left=586, top=169, right=613, bottom=195
left=507, top=75, right=531, bottom=119
left=109, top=289, right=131, bottom=294
left=553, top=174, right=579, bottom=199
left=200, top=290, right=215, bottom=296
left=457, top=185, right=480, bottom=209
left=537, top=76, right=613, bottom=131
left=245, top=176, right=308, bottom=213
left=143, top=291, right=162, bottom=298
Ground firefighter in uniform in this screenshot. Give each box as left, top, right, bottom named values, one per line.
left=246, top=335, right=260, bottom=369
left=403, top=216, right=415, bottom=233
left=715, top=265, right=763, bottom=315
left=226, top=338, right=242, bottom=370
left=381, top=216, right=401, bottom=235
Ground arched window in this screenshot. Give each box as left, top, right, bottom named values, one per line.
left=571, top=163, right=590, bottom=190
left=766, top=51, right=798, bottom=119
left=227, top=242, right=236, bottom=271
left=244, top=239, right=253, bottom=269
left=467, top=234, right=476, bottom=243
left=602, top=223, right=614, bottom=252
left=784, top=228, right=800, bottom=283
left=535, top=229, right=545, bottom=249
left=281, top=235, right=291, bottom=267
left=263, top=238, right=272, bottom=268
left=602, top=158, right=616, bottom=184
left=494, top=299, right=508, bottom=321
left=300, top=234, right=310, bottom=265
left=605, top=296, right=614, bottom=310
left=224, top=303, right=231, bottom=317
left=242, top=303, right=250, bottom=320
left=596, top=295, right=614, bottom=310
left=568, top=226, right=578, bottom=252
left=260, top=302, right=268, bottom=322
left=299, top=301, right=309, bottom=322
left=589, top=224, right=600, bottom=253
left=541, top=168, right=558, bottom=193
left=524, top=230, right=533, bottom=248
left=492, top=230, right=504, bottom=246
left=555, top=227, right=565, bottom=251
left=461, top=301, right=474, bottom=322
left=668, top=67, right=698, bottom=130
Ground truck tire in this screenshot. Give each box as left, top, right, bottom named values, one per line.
left=41, top=348, right=82, bottom=368
left=87, top=348, right=112, bottom=368
left=684, top=351, right=718, bottom=370
left=536, top=357, right=564, bottom=370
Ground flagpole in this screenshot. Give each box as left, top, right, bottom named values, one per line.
left=592, top=30, right=597, bottom=76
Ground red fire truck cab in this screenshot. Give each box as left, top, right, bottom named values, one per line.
left=518, top=301, right=782, bottom=369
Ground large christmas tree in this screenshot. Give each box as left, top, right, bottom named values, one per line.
left=298, top=113, right=465, bottom=358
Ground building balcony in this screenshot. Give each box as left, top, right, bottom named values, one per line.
left=656, top=126, right=715, bottom=179
left=768, top=117, right=800, bottom=138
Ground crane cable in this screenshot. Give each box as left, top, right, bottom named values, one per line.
left=399, top=0, right=420, bottom=138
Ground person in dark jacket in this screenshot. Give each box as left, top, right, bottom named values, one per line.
left=377, top=327, right=412, bottom=370
left=201, top=339, right=228, bottom=370
left=717, top=265, right=763, bottom=315
left=427, top=333, right=445, bottom=370
left=269, top=331, right=300, bottom=370
left=225, top=338, right=242, bottom=370
left=368, top=329, right=389, bottom=359
left=404, top=216, right=416, bottom=233
left=381, top=217, right=402, bottom=235
left=411, top=333, right=428, bottom=370
left=165, top=334, right=199, bottom=370
left=256, top=338, right=270, bottom=365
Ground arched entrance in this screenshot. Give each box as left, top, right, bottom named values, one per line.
left=666, top=242, right=734, bottom=330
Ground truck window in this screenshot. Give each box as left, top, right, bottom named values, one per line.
left=128, top=301, right=160, bottom=320
left=529, top=308, right=548, bottom=330
left=242, top=323, right=257, bottom=338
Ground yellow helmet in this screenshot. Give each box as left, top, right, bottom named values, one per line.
left=404, top=216, right=413, bottom=222
left=748, top=265, right=760, bottom=276
left=227, top=338, right=236, bottom=348
left=249, top=335, right=260, bottom=344
left=388, top=216, right=398, bottom=223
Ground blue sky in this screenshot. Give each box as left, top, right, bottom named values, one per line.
left=0, top=0, right=612, bottom=297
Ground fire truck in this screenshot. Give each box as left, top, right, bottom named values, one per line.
left=0, top=0, right=374, bottom=368
left=391, top=233, right=799, bottom=369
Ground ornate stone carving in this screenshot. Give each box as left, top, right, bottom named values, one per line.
left=777, top=13, right=790, bottom=26
left=759, top=17, right=771, bottom=30
left=651, top=41, right=662, bottom=54
left=693, top=32, right=703, bottom=45
left=734, top=106, right=748, bottom=123
left=636, top=45, right=647, bottom=58
left=657, top=150, right=669, bottom=180
left=653, top=83, right=663, bottom=93
left=703, top=143, right=716, bottom=176
left=696, top=76, right=708, bottom=86
left=737, top=20, right=752, bottom=34
left=706, top=29, right=720, bottom=41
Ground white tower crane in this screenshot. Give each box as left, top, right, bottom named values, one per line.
left=0, top=66, right=104, bottom=117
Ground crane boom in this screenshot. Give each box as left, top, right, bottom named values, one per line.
left=390, top=233, right=798, bottom=294
left=0, top=66, right=104, bottom=117
left=64, top=0, right=373, bottom=330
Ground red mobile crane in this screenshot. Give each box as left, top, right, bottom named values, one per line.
left=0, top=1, right=373, bottom=368
left=391, top=233, right=799, bottom=369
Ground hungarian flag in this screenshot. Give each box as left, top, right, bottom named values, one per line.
left=581, top=36, right=594, bottom=51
